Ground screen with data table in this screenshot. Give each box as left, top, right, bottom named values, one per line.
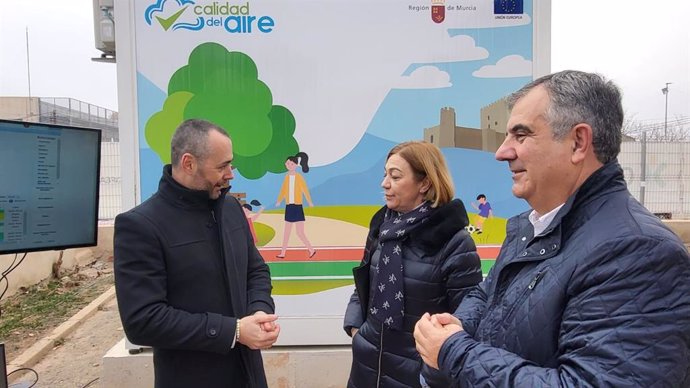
left=0, top=119, right=101, bottom=254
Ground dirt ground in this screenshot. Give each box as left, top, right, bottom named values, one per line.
left=5, top=261, right=124, bottom=388
left=11, top=297, right=123, bottom=388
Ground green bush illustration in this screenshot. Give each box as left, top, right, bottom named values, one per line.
left=145, top=42, right=299, bottom=179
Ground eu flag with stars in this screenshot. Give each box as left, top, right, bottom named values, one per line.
left=494, top=0, right=523, bottom=14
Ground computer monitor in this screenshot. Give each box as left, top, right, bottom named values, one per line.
left=0, top=119, right=101, bottom=254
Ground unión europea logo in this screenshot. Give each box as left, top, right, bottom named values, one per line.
left=493, top=0, right=523, bottom=15
left=144, top=0, right=275, bottom=33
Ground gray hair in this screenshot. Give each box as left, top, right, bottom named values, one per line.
left=170, top=119, right=229, bottom=166
left=507, top=70, right=624, bottom=164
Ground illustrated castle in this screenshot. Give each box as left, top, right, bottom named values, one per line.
left=424, top=99, right=509, bottom=153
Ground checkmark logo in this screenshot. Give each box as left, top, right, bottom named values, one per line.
left=156, top=6, right=188, bottom=31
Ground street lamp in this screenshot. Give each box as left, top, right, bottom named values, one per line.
left=662, top=82, right=672, bottom=139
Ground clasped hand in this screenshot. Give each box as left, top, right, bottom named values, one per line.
left=413, top=312, right=464, bottom=369
left=238, top=311, right=280, bottom=350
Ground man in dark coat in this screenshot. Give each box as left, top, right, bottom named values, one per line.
left=414, top=70, right=690, bottom=387
left=114, top=119, right=280, bottom=388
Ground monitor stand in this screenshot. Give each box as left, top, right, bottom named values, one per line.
left=1, top=343, right=33, bottom=388
left=0, top=343, right=7, bottom=388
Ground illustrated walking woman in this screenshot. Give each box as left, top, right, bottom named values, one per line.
left=275, top=152, right=316, bottom=258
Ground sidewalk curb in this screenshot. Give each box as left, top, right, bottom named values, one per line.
left=6, top=285, right=117, bottom=379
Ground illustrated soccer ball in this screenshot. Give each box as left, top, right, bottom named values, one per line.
left=465, top=225, right=477, bottom=234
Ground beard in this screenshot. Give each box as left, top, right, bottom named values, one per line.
left=190, top=172, right=223, bottom=199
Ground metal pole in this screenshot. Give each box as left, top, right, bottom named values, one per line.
left=640, top=131, right=646, bottom=206
left=25, top=27, right=32, bottom=121
left=679, top=145, right=684, bottom=219
left=663, top=82, right=671, bottom=139
left=26, top=27, right=31, bottom=98
left=664, top=86, right=668, bottom=138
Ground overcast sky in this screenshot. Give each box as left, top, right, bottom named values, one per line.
left=0, top=0, right=688, bottom=125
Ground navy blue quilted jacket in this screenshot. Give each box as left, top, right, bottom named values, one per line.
left=344, top=199, right=483, bottom=388
left=438, top=162, right=690, bottom=387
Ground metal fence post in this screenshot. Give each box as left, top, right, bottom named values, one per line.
left=640, top=132, right=646, bottom=206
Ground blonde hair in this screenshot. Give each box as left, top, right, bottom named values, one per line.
left=387, top=141, right=454, bottom=208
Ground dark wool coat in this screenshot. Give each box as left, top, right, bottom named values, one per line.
left=441, top=162, right=690, bottom=387
left=344, top=199, right=483, bottom=387
left=114, top=166, right=274, bottom=388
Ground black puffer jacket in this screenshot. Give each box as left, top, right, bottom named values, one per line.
left=344, top=199, right=483, bottom=388
left=440, top=162, right=690, bottom=387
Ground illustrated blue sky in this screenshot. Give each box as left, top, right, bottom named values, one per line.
left=134, top=0, right=535, bottom=216
left=368, top=7, right=534, bottom=142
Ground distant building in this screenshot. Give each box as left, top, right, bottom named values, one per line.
left=424, top=107, right=480, bottom=149
left=425, top=100, right=508, bottom=153
left=480, top=98, right=509, bottom=152
left=424, top=100, right=634, bottom=152
left=0, top=96, right=118, bottom=141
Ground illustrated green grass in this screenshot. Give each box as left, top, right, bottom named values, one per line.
left=260, top=205, right=504, bottom=295
left=269, top=261, right=356, bottom=277
left=253, top=222, right=275, bottom=247
left=271, top=279, right=354, bottom=295
left=467, top=214, right=507, bottom=245
left=303, top=205, right=380, bottom=227
left=266, top=205, right=380, bottom=228
left=269, top=261, right=497, bottom=295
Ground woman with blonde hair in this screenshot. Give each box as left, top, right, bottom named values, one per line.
left=344, top=141, right=482, bottom=387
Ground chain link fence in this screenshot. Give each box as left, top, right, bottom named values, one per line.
left=99, top=142, right=122, bottom=220
left=619, top=140, right=690, bottom=219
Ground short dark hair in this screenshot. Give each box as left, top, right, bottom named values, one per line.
left=476, top=194, right=486, bottom=200
left=170, top=119, right=229, bottom=166
left=508, top=70, right=624, bottom=164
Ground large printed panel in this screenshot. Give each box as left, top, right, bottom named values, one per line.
left=132, top=0, right=536, bottom=343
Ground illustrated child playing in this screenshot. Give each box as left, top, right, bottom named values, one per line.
left=470, top=194, right=492, bottom=234
left=242, top=199, right=264, bottom=244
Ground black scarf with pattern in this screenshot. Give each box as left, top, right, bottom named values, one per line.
left=369, top=201, right=436, bottom=330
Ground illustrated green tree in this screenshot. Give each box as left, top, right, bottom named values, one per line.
left=144, top=42, right=299, bottom=179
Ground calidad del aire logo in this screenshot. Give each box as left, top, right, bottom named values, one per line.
left=145, top=0, right=275, bottom=33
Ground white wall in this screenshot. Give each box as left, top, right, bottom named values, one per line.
left=0, top=226, right=114, bottom=299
